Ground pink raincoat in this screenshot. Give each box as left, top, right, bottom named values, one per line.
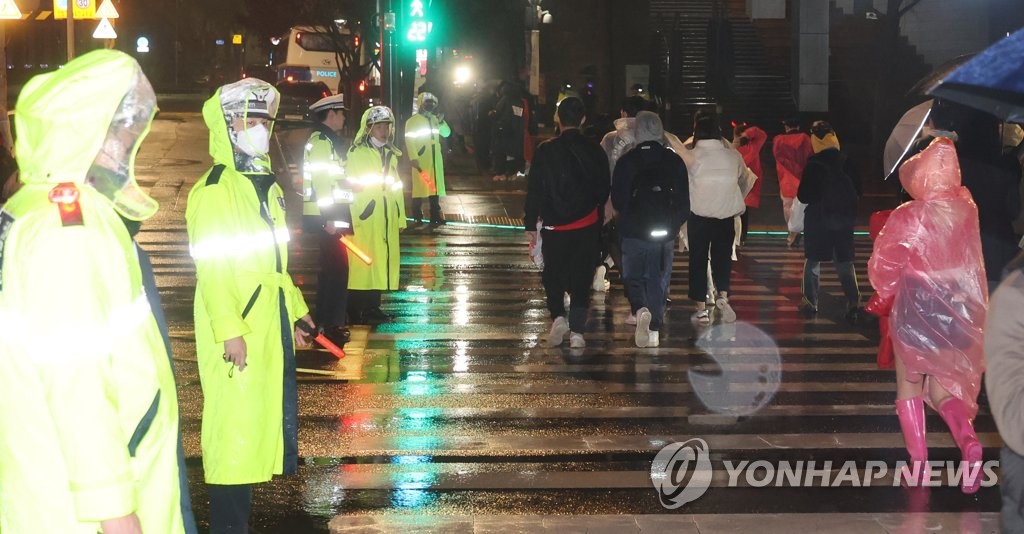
left=868, top=137, right=988, bottom=416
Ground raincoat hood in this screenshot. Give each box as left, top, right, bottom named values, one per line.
left=899, top=137, right=963, bottom=200
left=202, top=78, right=279, bottom=173
left=353, top=106, right=402, bottom=156
left=14, top=49, right=159, bottom=220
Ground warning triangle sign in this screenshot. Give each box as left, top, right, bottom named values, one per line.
left=0, top=0, right=23, bottom=19
left=93, top=17, right=117, bottom=39
left=95, top=0, right=119, bottom=19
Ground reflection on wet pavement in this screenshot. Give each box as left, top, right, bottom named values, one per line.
left=134, top=121, right=1000, bottom=533
left=152, top=225, right=1001, bottom=533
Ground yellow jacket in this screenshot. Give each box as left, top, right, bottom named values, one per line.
left=302, top=125, right=353, bottom=231
left=0, top=50, right=194, bottom=533
left=405, top=111, right=450, bottom=198
left=186, top=80, right=309, bottom=485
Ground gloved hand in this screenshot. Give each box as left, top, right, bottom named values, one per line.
left=864, top=293, right=894, bottom=318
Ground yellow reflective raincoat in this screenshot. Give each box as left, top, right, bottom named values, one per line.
left=186, top=79, right=309, bottom=485
left=405, top=99, right=451, bottom=199
left=346, top=108, right=406, bottom=290
left=0, top=50, right=195, bottom=533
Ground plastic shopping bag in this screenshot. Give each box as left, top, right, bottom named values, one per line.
left=529, top=220, right=544, bottom=269
left=788, top=200, right=807, bottom=233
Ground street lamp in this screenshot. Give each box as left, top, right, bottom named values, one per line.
left=525, top=0, right=551, bottom=97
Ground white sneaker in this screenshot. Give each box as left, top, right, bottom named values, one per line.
left=547, top=316, right=569, bottom=347
left=592, top=264, right=608, bottom=292
left=716, top=296, right=736, bottom=323
left=569, top=332, right=585, bottom=348
left=625, top=313, right=637, bottom=325
left=635, top=307, right=652, bottom=347
left=648, top=331, right=660, bottom=347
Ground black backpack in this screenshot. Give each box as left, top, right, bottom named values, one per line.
left=628, top=149, right=678, bottom=242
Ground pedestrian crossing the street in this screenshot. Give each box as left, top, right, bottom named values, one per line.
left=160, top=224, right=1001, bottom=533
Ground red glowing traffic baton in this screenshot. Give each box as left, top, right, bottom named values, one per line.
left=419, top=170, right=437, bottom=194
left=295, top=321, right=346, bottom=359
left=339, top=235, right=373, bottom=265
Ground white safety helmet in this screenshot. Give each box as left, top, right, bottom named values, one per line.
left=365, top=105, right=394, bottom=126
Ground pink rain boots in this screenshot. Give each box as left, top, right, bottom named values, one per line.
left=896, top=397, right=929, bottom=487
left=937, top=397, right=984, bottom=494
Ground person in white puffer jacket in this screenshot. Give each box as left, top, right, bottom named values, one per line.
left=683, top=110, right=756, bottom=325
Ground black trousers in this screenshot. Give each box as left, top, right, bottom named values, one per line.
left=348, top=289, right=382, bottom=320
left=209, top=484, right=251, bottom=534
left=541, top=224, right=600, bottom=332
left=411, top=195, right=442, bottom=222
left=740, top=210, right=750, bottom=243
left=315, top=229, right=349, bottom=329
left=687, top=213, right=735, bottom=301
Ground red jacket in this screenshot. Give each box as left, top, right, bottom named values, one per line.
left=772, top=131, right=813, bottom=198
left=737, top=126, right=767, bottom=208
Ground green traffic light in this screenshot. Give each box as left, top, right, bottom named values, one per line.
left=404, top=0, right=430, bottom=43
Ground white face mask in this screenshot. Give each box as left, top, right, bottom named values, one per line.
left=236, top=124, right=270, bottom=156
left=370, top=136, right=387, bottom=148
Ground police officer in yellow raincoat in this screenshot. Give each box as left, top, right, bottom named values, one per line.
left=0, top=50, right=196, bottom=533
left=346, top=106, right=406, bottom=324
left=405, top=92, right=451, bottom=226
left=186, top=78, right=313, bottom=532
left=303, top=93, right=353, bottom=346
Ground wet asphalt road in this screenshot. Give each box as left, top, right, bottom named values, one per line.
left=134, top=113, right=1000, bottom=533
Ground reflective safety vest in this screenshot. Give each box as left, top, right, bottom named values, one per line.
left=405, top=112, right=451, bottom=199
left=302, top=126, right=353, bottom=235
left=0, top=185, right=192, bottom=533
left=345, top=142, right=406, bottom=290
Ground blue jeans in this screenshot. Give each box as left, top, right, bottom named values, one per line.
left=802, top=256, right=860, bottom=309
left=621, top=237, right=675, bottom=331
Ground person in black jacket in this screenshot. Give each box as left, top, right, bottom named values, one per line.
left=798, top=121, right=862, bottom=323
left=610, top=111, right=689, bottom=347
left=525, top=96, right=610, bottom=348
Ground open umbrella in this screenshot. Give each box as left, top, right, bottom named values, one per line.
left=928, top=28, right=1024, bottom=123
left=884, top=99, right=932, bottom=180
left=907, top=54, right=975, bottom=98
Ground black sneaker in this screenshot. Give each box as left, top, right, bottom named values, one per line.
left=362, top=308, right=393, bottom=324
left=322, top=326, right=350, bottom=346
left=845, top=307, right=864, bottom=326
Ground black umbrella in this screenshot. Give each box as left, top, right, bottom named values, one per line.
left=906, top=54, right=974, bottom=98
left=928, top=28, right=1024, bottom=123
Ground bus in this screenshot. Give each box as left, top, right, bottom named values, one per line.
left=270, top=26, right=345, bottom=92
